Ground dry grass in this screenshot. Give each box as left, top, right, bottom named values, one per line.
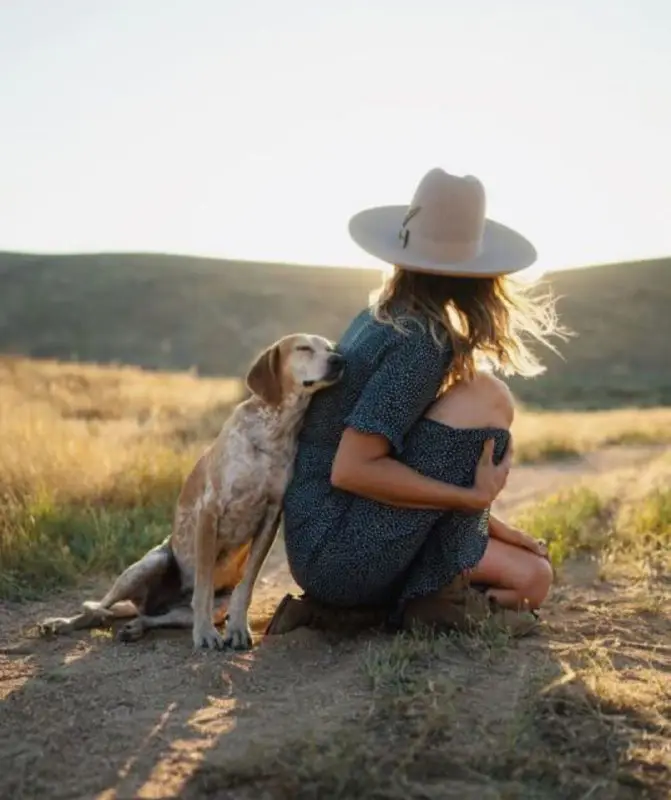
left=512, top=406, right=671, bottom=464
left=0, top=356, right=244, bottom=599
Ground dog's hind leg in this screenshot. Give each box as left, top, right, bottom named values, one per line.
left=38, top=600, right=139, bottom=636
left=117, top=595, right=230, bottom=643
left=38, top=542, right=173, bottom=636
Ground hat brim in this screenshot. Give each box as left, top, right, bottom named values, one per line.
left=348, top=205, right=537, bottom=277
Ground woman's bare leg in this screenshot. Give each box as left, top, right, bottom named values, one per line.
left=424, top=373, right=552, bottom=610
left=466, top=538, right=553, bottom=610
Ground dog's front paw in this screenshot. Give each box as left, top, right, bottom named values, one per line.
left=37, top=617, right=74, bottom=636
left=193, top=623, right=225, bottom=651
left=223, top=620, right=253, bottom=651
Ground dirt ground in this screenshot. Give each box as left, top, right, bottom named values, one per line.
left=1, top=447, right=669, bottom=800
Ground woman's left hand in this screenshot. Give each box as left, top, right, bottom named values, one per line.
left=518, top=532, right=550, bottom=561
left=489, top=515, right=551, bottom=562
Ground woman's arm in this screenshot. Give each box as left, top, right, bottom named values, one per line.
left=331, top=428, right=510, bottom=513
left=331, top=321, right=510, bottom=513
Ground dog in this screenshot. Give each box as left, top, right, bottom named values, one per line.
left=38, top=333, right=344, bottom=650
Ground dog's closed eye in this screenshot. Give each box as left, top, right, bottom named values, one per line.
left=295, top=345, right=313, bottom=353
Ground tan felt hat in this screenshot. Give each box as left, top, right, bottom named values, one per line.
left=348, top=167, right=537, bottom=277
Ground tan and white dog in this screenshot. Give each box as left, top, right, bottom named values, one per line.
left=39, top=334, right=344, bottom=651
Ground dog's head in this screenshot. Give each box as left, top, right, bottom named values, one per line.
left=245, top=334, right=344, bottom=407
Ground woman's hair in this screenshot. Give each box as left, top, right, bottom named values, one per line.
left=371, top=267, right=569, bottom=384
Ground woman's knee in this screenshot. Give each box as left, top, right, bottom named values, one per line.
left=426, top=372, right=515, bottom=430
left=520, top=556, right=553, bottom=609
left=470, top=538, right=553, bottom=610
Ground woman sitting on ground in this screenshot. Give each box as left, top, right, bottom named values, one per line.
left=268, top=168, right=564, bottom=637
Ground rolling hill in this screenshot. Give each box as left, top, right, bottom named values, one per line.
left=0, top=250, right=669, bottom=409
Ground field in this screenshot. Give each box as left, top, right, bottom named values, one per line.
left=1, top=251, right=670, bottom=409
left=1, top=351, right=670, bottom=799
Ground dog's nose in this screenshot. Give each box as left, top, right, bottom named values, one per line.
left=328, top=353, right=344, bottom=367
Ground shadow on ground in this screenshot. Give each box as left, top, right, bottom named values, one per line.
left=1, top=563, right=669, bottom=800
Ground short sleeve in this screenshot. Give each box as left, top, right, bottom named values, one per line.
left=344, top=324, right=450, bottom=454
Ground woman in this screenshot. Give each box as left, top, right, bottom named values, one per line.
left=269, top=168, right=562, bottom=637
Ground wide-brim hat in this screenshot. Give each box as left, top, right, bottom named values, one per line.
left=348, top=168, right=537, bottom=277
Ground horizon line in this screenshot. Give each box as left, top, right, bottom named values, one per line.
left=1, top=248, right=669, bottom=277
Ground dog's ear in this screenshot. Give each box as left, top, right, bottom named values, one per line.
left=246, top=343, right=283, bottom=406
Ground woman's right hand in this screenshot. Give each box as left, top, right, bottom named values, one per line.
left=466, top=438, right=513, bottom=511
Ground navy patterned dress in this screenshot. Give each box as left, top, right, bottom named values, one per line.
left=283, top=307, right=510, bottom=609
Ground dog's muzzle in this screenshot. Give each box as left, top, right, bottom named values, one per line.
left=324, top=353, right=345, bottom=382
left=303, top=354, right=345, bottom=387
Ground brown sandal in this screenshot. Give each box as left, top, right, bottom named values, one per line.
left=401, top=578, right=541, bottom=638
left=400, top=576, right=492, bottom=634
left=264, top=594, right=315, bottom=636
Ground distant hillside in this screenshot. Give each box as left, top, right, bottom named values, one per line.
left=514, top=257, right=671, bottom=409
left=0, top=251, right=668, bottom=410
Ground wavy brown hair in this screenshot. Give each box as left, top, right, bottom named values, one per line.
left=371, top=267, right=569, bottom=384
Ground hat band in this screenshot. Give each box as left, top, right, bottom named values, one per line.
left=400, top=226, right=483, bottom=264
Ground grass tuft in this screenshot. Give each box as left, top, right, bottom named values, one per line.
left=513, top=458, right=671, bottom=575
left=513, top=487, right=608, bottom=566
left=515, top=437, right=582, bottom=465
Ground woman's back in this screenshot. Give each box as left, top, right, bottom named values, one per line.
left=296, top=307, right=452, bottom=458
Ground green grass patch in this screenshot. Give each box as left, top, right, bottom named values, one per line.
left=0, top=496, right=171, bottom=601
left=361, top=628, right=453, bottom=694
left=614, top=487, right=671, bottom=563
left=630, top=488, right=671, bottom=541
left=641, top=488, right=670, bottom=534
left=513, top=480, right=671, bottom=569
left=513, top=487, right=608, bottom=566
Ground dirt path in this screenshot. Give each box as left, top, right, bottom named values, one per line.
left=1, top=445, right=668, bottom=800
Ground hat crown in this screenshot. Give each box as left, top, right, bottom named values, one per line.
left=401, top=169, right=486, bottom=262
left=347, top=165, right=537, bottom=277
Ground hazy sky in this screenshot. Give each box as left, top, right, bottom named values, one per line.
left=1, top=0, right=669, bottom=272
